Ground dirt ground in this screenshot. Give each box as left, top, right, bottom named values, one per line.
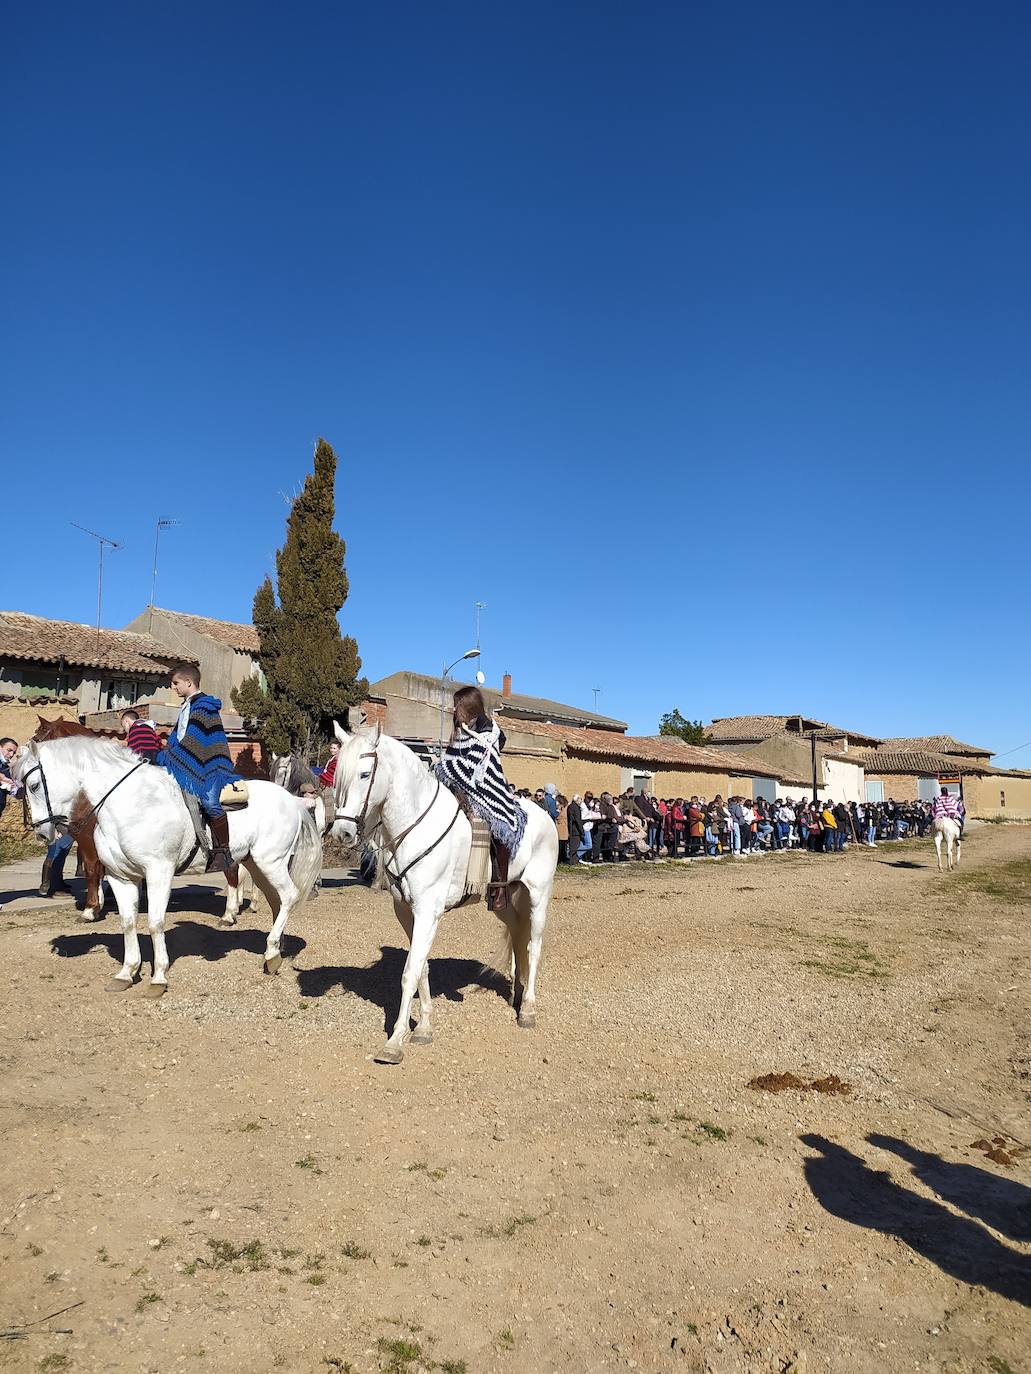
left=1, top=826, right=1029, bottom=1374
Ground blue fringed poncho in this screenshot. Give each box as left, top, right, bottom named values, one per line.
left=156, top=693, right=240, bottom=799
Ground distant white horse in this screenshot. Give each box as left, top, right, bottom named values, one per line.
left=330, top=724, right=558, bottom=1064
left=932, top=816, right=962, bottom=872
left=16, top=736, right=323, bottom=996
left=271, top=752, right=328, bottom=835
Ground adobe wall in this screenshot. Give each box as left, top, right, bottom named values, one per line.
left=963, top=773, right=1031, bottom=820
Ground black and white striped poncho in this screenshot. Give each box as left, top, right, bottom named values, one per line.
left=434, top=721, right=527, bottom=854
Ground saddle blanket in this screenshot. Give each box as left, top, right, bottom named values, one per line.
left=221, top=780, right=249, bottom=809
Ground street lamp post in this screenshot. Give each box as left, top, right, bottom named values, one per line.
left=438, top=649, right=481, bottom=758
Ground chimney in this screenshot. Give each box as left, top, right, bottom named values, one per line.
left=502, top=672, right=512, bottom=698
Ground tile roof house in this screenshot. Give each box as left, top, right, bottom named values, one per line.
left=877, top=735, right=994, bottom=762
left=122, top=606, right=262, bottom=707
left=0, top=610, right=176, bottom=712
left=705, top=714, right=882, bottom=749
left=364, top=670, right=627, bottom=741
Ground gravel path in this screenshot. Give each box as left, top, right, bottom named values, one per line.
left=1, top=827, right=1028, bottom=1373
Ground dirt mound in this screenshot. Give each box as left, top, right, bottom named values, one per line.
left=969, top=1135, right=1028, bottom=1167
left=748, top=1072, right=852, bottom=1096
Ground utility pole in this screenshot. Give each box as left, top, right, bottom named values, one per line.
left=72, top=523, right=121, bottom=652
left=810, top=731, right=819, bottom=803
left=149, top=518, right=180, bottom=631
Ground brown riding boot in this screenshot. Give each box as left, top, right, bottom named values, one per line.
left=490, top=843, right=511, bottom=912
left=206, top=814, right=233, bottom=874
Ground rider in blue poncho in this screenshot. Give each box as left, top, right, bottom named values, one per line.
left=155, top=662, right=240, bottom=874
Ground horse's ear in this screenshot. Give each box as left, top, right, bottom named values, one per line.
left=333, top=720, right=349, bottom=745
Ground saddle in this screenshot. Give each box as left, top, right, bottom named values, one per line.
left=180, top=783, right=249, bottom=865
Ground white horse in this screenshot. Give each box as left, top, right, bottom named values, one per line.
left=16, top=735, right=323, bottom=996
left=330, top=724, right=558, bottom=1064
left=932, top=816, right=962, bottom=872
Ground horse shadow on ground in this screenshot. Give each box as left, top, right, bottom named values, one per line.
left=296, top=944, right=510, bottom=1034
left=877, top=860, right=926, bottom=869
left=49, top=919, right=305, bottom=970
left=801, top=1133, right=1031, bottom=1306
left=319, top=874, right=365, bottom=890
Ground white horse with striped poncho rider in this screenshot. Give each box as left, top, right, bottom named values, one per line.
left=330, top=720, right=558, bottom=1064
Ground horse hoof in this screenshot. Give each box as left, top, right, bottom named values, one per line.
left=142, top=983, right=167, bottom=1000
left=78, top=911, right=104, bottom=924
left=410, top=1030, right=434, bottom=1045
left=105, top=977, right=134, bottom=993
left=220, top=915, right=237, bottom=927
left=374, top=1044, right=404, bottom=1065
left=517, top=1011, right=537, bottom=1029
left=263, top=955, right=282, bottom=975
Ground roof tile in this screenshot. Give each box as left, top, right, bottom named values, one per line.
left=0, top=611, right=177, bottom=674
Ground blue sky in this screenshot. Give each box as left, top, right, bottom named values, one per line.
left=3, top=3, right=1029, bottom=759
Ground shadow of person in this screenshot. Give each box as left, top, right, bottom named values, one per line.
left=868, top=1134, right=1031, bottom=1244
left=296, top=943, right=510, bottom=1033
left=801, top=1134, right=1031, bottom=1307
left=50, top=920, right=305, bottom=970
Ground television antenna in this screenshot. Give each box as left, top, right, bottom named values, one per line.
left=149, top=518, right=180, bottom=629
left=474, top=600, right=486, bottom=651
left=592, top=687, right=601, bottom=711
left=71, top=523, right=122, bottom=650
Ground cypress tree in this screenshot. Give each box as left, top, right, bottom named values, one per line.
left=232, top=438, right=368, bottom=760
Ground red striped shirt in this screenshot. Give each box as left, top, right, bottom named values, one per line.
left=126, top=720, right=161, bottom=759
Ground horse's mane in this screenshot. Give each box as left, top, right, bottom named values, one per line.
left=39, top=734, right=145, bottom=770
left=33, top=716, right=102, bottom=741
left=335, top=730, right=430, bottom=793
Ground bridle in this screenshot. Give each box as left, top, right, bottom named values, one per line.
left=20, top=759, right=68, bottom=833
left=333, top=734, right=462, bottom=895
left=20, top=751, right=147, bottom=837
left=335, top=748, right=379, bottom=832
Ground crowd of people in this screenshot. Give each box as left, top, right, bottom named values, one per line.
left=513, top=785, right=961, bottom=864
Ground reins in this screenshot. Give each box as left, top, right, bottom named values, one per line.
left=22, top=753, right=148, bottom=837
left=336, top=745, right=462, bottom=896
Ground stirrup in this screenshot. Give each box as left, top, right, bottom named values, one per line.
left=206, top=846, right=233, bottom=875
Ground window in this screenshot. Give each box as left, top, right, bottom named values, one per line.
left=19, top=668, right=68, bottom=698
left=1001, top=790, right=1006, bottom=808
left=104, top=679, right=139, bottom=710
left=865, top=780, right=884, bottom=803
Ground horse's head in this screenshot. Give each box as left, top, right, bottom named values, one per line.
left=14, top=739, right=79, bottom=843
left=330, top=721, right=385, bottom=845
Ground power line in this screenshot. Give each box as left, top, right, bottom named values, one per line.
left=992, top=738, right=1031, bottom=760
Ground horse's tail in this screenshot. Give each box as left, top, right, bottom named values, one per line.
left=288, top=808, right=324, bottom=904
left=487, top=900, right=529, bottom=997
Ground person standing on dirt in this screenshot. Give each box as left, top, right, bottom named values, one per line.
left=820, top=801, right=838, bottom=852
left=0, top=737, right=18, bottom=818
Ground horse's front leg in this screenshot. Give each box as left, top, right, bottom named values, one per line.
left=141, top=866, right=174, bottom=998
left=393, top=899, right=434, bottom=1045
left=376, top=898, right=442, bottom=1065
left=105, top=875, right=142, bottom=992
left=222, top=866, right=241, bottom=926
left=934, top=834, right=943, bottom=872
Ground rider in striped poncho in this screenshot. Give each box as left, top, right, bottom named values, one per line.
left=434, top=686, right=526, bottom=911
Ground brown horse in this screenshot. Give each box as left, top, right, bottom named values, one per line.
left=31, top=715, right=254, bottom=923
left=32, top=716, right=109, bottom=918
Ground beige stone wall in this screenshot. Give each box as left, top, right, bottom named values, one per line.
left=864, top=770, right=1031, bottom=819
left=964, top=773, right=1031, bottom=820
left=864, top=772, right=921, bottom=801
left=0, top=699, right=79, bottom=746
